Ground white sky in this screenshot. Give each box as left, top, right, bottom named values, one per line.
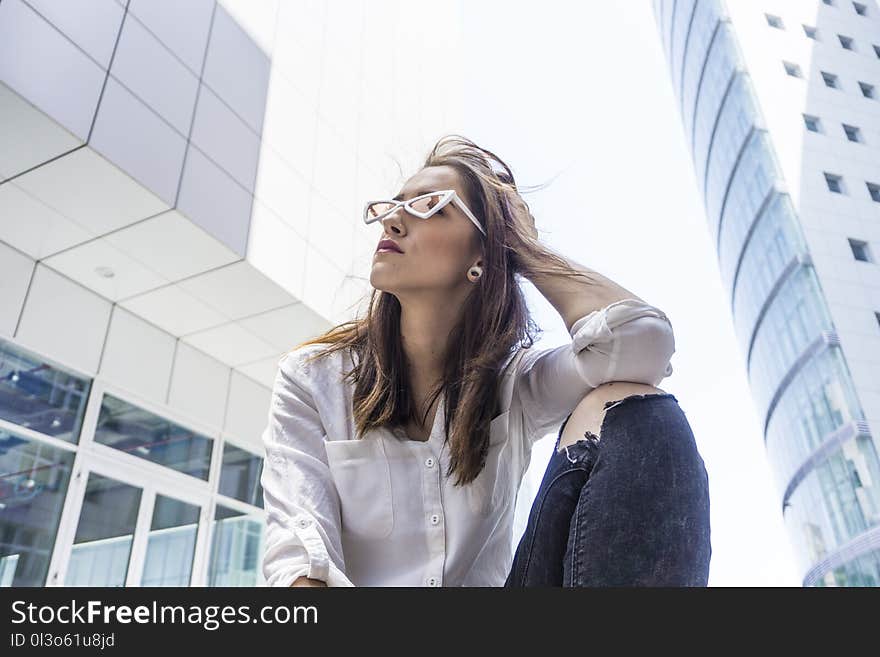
left=459, top=0, right=802, bottom=586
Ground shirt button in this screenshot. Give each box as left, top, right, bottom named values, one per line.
left=426, top=577, right=439, bottom=586
left=297, top=518, right=311, bottom=529
left=425, top=457, right=435, bottom=468
left=430, top=514, right=440, bottom=525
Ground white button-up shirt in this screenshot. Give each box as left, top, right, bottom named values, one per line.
left=260, top=298, right=676, bottom=587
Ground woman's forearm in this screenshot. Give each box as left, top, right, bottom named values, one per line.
left=291, top=575, right=328, bottom=587
left=522, top=248, right=643, bottom=333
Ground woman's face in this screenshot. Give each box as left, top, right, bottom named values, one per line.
left=369, top=165, right=484, bottom=298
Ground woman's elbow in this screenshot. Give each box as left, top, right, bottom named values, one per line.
left=611, top=316, right=676, bottom=385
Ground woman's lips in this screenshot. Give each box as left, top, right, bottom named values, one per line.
left=375, top=248, right=402, bottom=254
left=376, top=238, right=403, bottom=253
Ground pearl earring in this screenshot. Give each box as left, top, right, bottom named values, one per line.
left=468, top=265, right=483, bottom=281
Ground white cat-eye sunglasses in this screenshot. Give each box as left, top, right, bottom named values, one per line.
left=362, top=190, right=486, bottom=237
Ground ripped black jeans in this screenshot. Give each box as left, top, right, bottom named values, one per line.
left=505, top=393, right=712, bottom=587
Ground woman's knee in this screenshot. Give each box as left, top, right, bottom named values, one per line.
left=556, top=382, right=667, bottom=453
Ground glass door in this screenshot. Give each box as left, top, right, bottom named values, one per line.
left=64, top=472, right=141, bottom=586
left=49, top=452, right=208, bottom=587
left=140, top=494, right=200, bottom=586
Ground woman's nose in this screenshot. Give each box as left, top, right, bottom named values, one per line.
left=382, top=208, right=406, bottom=233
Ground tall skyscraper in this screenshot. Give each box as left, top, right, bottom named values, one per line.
left=652, top=0, right=880, bottom=585
left=0, top=0, right=463, bottom=587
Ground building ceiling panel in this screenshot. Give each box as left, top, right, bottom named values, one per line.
left=0, top=82, right=82, bottom=180
left=42, top=236, right=168, bottom=302
left=0, top=181, right=92, bottom=259
left=105, top=209, right=240, bottom=283
left=235, top=355, right=281, bottom=389
left=238, top=301, right=330, bottom=351
left=178, top=259, right=295, bottom=321
left=181, top=321, right=277, bottom=366
left=119, top=283, right=227, bottom=336
left=11, top=146, right=168, bottom=236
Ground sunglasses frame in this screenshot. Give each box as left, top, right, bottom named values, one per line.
left=362, top=189, right=486, bottom=237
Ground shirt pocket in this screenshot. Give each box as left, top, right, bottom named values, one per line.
left=466, top=410, right=514, bottom=517
left=324, top=437, right=394, bottom=541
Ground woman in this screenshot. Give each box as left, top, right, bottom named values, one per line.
left=260, top=135, right=711, bottom=587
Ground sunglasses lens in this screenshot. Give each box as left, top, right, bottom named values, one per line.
left=365, top=201, right=397, bottom=222
left=408, top=193, right=446, bottom=215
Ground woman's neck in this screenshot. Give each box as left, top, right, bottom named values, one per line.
left=398, top=299, right=460, bottom=383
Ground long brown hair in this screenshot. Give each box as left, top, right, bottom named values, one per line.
left=290, top=134, right=592, bottom=486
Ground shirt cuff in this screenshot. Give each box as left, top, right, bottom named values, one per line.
left=290, top=516, right=355, bottom=587
left=274, top=562, right=356, bottom=588
left=264, top=516, right=356, bottom=587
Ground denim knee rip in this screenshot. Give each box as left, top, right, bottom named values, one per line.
left=601, top=392, right=677, bottom=413
left=556, top=392, right=679, bottom=451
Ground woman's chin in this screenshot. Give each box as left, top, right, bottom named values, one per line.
left=369, top=270, right=395, bottom=293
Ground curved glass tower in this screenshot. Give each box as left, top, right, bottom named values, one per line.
left=653, top=0, right=880, bottom=586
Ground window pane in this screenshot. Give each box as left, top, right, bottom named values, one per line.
left=0, top=429, right=75, bottom=586
left=141, top=495, right=200, bottom=586
left=821, top=72, right=838, bottom=87
left=849, top=239, right=870, bottom=262
left=65, top=474, right=141, bottom=587
left=219, top=443, right=263, bottom=507
left=94, top=394, right=213, bottom=481
left=0, top=339, right=91, bottom=443
left=208, top=505, right=264, bottom=586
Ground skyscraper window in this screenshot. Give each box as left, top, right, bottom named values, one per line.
left=821, top=71, right=840, bottom=88
left=766, top=13, right=784, bottom=28
left=783, top=61, right=803, bottom=77
left=824, top=172, right=844, bottom=193
left=842, top=124, right=862, bottom=143
left=849, top=238, right=871, bottom=262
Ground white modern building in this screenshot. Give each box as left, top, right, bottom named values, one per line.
left=0, top=0, right=463, bottom=586
left=653, top=0, right=880, bottom=585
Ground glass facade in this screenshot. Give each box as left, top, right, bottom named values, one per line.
left=94, top=394, right=214, bottom=481
left=812, top=549, right=880, bottom=587
left=693, top=22, right=740, bottom=187
left=219, top=443, right=264, bottom=508
left=680, top=0, right=725, bottom=145
left=748, top=266, right=833, bottom=419
left=669, top=0, right=697, bottom=98
left=65, top=473, right=142, bottom=587
left=208, top=505, right=265, bottom=586
left=0, top=335, right=266, bottom=587
left=785, top=439, right=880, bottom=569
left=731, top=194, right=807, bottom=355
left=0, top=341, right=90, bottom=443
left=766, top=348, right=864, bottom=494
left=141, top=495, right=200, bottom=586
left=716, top=132, right=780, bottom=287
left=0, top=428, right=75, bottom=586
left=654, top=0, right=879, bottom=585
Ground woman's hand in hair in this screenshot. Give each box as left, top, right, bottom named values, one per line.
left=506, top=193, right=539, bottom=242
left=504, top=193, right=543, bottom=276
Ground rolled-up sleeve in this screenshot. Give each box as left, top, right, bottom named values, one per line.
left=514, top=298, right=676, bottom=440
left=260, top=352, right=355, bottom=587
